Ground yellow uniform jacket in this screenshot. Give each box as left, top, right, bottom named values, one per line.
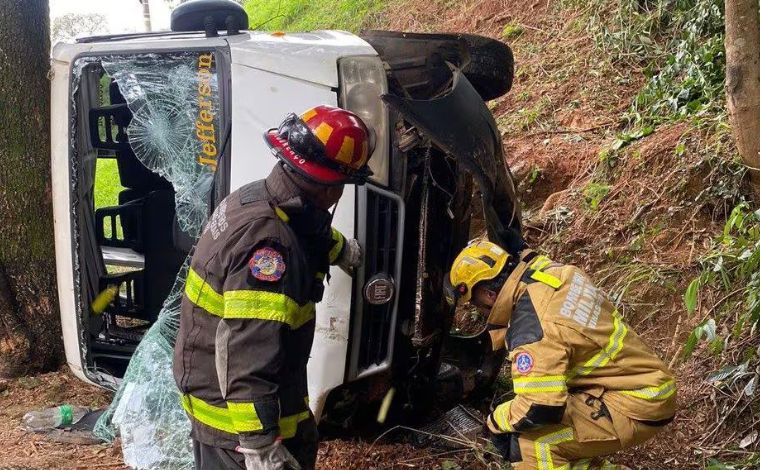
left=489, top=252, right=676, bottom=433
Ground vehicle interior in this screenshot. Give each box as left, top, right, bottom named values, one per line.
left=73, top=63, right=192, bottom=378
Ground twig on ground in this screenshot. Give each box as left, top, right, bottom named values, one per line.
left=667, top=311, right=684, bottom=370
left=525, top=120, right=616, bottom=137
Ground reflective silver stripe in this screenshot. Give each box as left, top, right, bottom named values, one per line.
left=571, top=311, right=627, bottom=377
left=620, top=379, right=676, bottom=400
left=535, top=427, right=574, bottom=470
left=513, top=375, right=568, bottom=394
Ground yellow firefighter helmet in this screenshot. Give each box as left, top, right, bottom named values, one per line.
left=446, top=240, right=510, bottom=306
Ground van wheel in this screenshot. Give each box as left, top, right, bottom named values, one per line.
left=459, top=34, right=514, bottom=101
left=362, top=30, right=514, bottom=101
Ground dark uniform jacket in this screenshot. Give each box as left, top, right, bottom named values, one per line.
left=173, top=164, right=346, bottom=450
left=488, top=251, right=676, bottom=434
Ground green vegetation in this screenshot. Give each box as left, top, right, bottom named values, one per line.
left=501, top=21, right=524, bottom=40
left=684, top=204, right=760, bottom=358
left=243, top=0, right=385, bottom=32
left=582, top=182, right=610, bottom=211
left=94, top=158, right=124, bottom=239
left=581, top=0, right=725, bottom=126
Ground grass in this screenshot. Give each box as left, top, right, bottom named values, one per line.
left=243, top=0, right=386, bottom=32
left=94, top=158, right=124, bottom=239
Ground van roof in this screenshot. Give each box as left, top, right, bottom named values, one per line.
left=52, top=30, right=377, bottom=89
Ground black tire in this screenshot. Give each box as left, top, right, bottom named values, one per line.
left=361, top=30, right=514, bottom=101
left=460, top=34, right=514, bottom=101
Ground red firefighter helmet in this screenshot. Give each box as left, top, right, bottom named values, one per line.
left=264, top=105, right=375, bottom=185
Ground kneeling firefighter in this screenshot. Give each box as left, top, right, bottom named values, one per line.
left=446, top=240, right=676, bottom=469
left=173, top=105, right=374, bottom=470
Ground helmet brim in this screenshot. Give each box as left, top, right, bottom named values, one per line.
left=265, top=130, right=349, bottom=186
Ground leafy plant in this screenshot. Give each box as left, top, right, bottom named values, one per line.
left=610, top=126, right=655, bottom=150
left=582, top=182, right=611, bottom=210
left=683, top=203, right=760, bottom=356
left=502, top=22, right=524, bottom=40
left=583, top=0, right=725, bottom=126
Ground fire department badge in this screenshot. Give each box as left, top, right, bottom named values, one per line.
left=515, top=352, right=534, bottom=374
left=249, top=247, right=286, bottom=282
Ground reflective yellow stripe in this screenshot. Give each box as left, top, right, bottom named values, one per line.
left=185, top=268, right=224, bottom=317
left=314, top=122, right=333, bottom=145
left=280, top=410, right=310, bottom=439
left=531, top=270, right=563, bottom=289
left=185, top=270, right=314, bottom=327
left=224, top=290, right=315, bottom=328
left=274, top=206, right=290, bottom=223
left=329, top=227, right=345, bottom=264
left=336, top=135, right=355, bottom=164
left=528, top=256, right=563, bottom=288
left=301, top=108, right=318, bottom=122
left=181, top=394, right=236, bottom=434
left=620, top=379, right=676, bottom=401
left=601, top=461, right=617, bottom=470
left=227, top=401, right=264, bottom=433
left=530, top=256, right=551, bottom=271
left=570, top=460, right=591, bottom=470
left=181, top=394, right=310, bottom=437
left=535, top=427, right=574, bottom=470
left=571, top=311, right=627, bottom=377
left=493, top=401, right=514, bottom=432
left=513, top=375, right=568, bottom=394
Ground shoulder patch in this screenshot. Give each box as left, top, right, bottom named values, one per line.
left=249, top=247, right=286, bottom=282
left=515, top=352, right=534, bottom=374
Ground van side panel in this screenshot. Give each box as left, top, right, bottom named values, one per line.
left=229, top=63, right=353, bottom=420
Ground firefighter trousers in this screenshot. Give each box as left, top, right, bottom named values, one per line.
left=192, top=417, right=318, bottom=470
left=506, top=391, right=664, bottom=469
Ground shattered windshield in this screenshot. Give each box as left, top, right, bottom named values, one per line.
left=86, top=51, right=225, bottom=469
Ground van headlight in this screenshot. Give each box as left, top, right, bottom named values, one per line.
left=338, top=56, right=389, bottom=186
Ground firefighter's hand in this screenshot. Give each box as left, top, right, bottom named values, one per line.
left=337, top=238, right=362, bottom=275
left=237, top=440, right=301, bottom=470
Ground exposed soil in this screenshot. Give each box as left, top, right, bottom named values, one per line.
left=0, top=370, right=126, bottom=470
left=2, top=1, right=752, bottom=469
left=380, top=0, right=751, bottom=468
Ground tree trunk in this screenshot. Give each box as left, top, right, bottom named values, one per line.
left=726, top=0, right=760, bottom=193
left=0, top=0, right=62, bottom=377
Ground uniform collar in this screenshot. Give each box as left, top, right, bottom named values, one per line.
left=265, top=164, right=334, bottom=235
left=265, top=164, right=306, bottom=209
left=486, top=249, right=536, bottom=328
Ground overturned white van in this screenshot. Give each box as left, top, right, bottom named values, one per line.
left=50, top=0, right=521, bottom=466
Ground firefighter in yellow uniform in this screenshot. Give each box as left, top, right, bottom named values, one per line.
left=446, top=240, right=676, bottom=469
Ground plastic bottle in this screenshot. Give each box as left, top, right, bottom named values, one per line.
left=22, top=405, right=90, bottom=432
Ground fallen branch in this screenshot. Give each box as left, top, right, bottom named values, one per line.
left=524, top=120, right=617, bottom=137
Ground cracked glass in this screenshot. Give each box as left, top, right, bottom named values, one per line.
left=90, top=51, right=223, bottom=470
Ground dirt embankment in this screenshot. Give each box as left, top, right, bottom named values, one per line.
left=379, top=0, right=748, bottom=468
left=0, top=1, right=748, bottom=469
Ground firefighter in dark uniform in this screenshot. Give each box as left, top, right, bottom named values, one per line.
left=173, top=105, right=375, bottom=470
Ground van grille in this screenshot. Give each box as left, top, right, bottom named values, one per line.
left=357, top=188, right=400, bottom=370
